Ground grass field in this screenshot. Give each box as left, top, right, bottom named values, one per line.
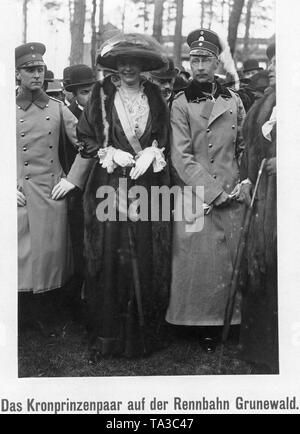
left=18, top=320, right=257, bottom=378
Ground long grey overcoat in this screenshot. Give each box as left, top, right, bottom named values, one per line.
left=17, top=92, right=92, bottom=293
left=166, top=81, right=246, bottom=326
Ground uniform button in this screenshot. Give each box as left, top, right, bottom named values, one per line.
left=21, top=133, right=25, bottom=137
left=24, top=161, right=29, bottom=166
left=23, top=146, right=27, bottom=151
left=46, top=104, right=49, bottom=107
left=46, top=116, right=50, bottom=120
left=230, top=110, right=233, bottom=114
left=20, top=119, right=24, bottom=123
left=18, top=106, right=21, bottom=109
left=208, top=143, right=213, bottom=148
left=207, top=128, right=210, bottom=133
left=25, top=175, right=30, bottom=180
left=213, top=174, right=217, bottom=179
left=48, top=131, right=51, bottom=135
left=49, top=145, right=53, bottom=149
left=232, top=125, right=235, bottom=129
left=210, top=158, right=214, bottom=163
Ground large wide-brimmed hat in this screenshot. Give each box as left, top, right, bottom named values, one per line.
left=97, top=33, right=168, bottom=72
left=64, top=64, right=96, bottom=91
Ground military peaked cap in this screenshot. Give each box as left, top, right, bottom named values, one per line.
left=187, top=29, right=222, bottom=57
left=15, top=42, right=46, bottom=68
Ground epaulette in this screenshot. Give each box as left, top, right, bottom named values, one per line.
left=49, top=96, right=64, bottom=104
left=173, top=91, right=185, bottom=100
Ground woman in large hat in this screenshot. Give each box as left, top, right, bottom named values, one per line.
left=77, top=33, right=171, bottom=360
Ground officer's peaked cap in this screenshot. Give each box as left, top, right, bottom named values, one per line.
left=15, top=42, right=46, bottom=68
left=187, top=29, right=222, bottom=57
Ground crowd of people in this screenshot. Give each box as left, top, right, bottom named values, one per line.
left=16, top=28, right=277, bottom=374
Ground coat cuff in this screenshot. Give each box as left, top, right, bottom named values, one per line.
left=97, top=146, right=117, bottom=174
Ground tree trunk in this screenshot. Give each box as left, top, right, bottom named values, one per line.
left=153, top=0, right=164, bottom=43
left=228, top=0, right=245, bottom=56
left=70, top=0, right=86, bottom=66
left=91, top=0, right=97, bottom=70
left=208, top=0, right=214, bottom=28
left=173, top=0, right=184, bottom=67
left=200, top=0, right=205, bottom=27
left=243, top=0, right=254, bottom=58
left=22, top=0, right=29, bottom=44
left=99, top=0, right=104, bottom=31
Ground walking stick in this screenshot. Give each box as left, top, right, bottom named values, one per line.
left=127, top=222, right=147, bottom=355
left=217, top=158, right=266, bottom=373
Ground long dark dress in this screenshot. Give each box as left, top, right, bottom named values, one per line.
left=239, top=88, right=278, bottom=373
left=77, top=77, right=171, bottom=358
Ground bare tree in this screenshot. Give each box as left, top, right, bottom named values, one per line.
left=243, top=0, right=255, bottom=57
left=91, top=0, right=97, bottom=69
left=69, top=0, right=86, bottom=65
left=173, top=0, right=184, bottom=67
left=200, top=0, right=205, bottom=27
left=228, top=0, right=245, bottom=56
left=99, top=0, right=104, bottom=30
left=22, top=0, right=29, bottom=43
left=208, top=0, right=214, bottom=28
left=153, top=0, right=165, bottom=42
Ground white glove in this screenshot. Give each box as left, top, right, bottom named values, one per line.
left=17, top=190, right=26, bottom=207
left=51, top=178, right=76, bottom=200
left=130, top=147, right=155, bottom=180
left=113, top=149, right=135, bottom=168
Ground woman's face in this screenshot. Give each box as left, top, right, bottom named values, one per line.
left=117, top=57, right=142, bottom=86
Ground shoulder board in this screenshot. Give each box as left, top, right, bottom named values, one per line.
left=173, top=91, right=185, bottom=101
left=49, top=96, right=64, bottom=104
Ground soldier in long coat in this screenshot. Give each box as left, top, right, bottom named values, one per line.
left=166, top=29, right=246, bottom=350
left=16, top=43, right=92, bottom=327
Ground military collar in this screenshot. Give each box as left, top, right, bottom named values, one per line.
left=184, top=79, right=232, bottom=103
left=16, top=88, right=50, bottom=110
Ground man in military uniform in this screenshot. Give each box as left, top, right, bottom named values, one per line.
left=16, top=42, right=92, bottom=334
left=166, top=29, right=246, bottom=351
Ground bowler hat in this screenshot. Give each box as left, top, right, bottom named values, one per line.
left=63, top=66, right=71, bottom=86
left=46, top=79, right=63, bottom=93
left=15, top=42, right=46, bottom=68
left=187, top=29, right=222, bottom=57
left=97, top=33, right=168, bottom=72
left=243, top=59, right=262, bottom=73
left=266, top=42, right=275, bottom=60
left=150, top=57, right=177, bottom=80
left=65, top=64, right=96, bottom=91
left=44, top=69, right=54, bottom=82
